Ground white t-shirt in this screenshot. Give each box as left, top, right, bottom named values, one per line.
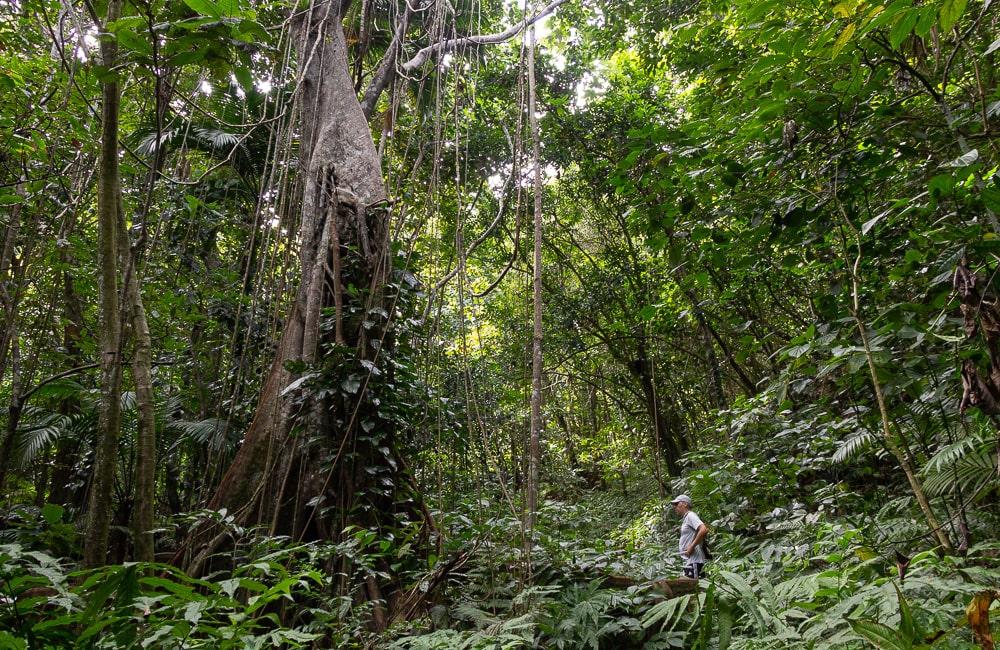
left=679, top=510, right=706, bottom=566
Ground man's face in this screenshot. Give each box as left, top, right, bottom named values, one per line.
left=673, top=501, right=688, bottom=517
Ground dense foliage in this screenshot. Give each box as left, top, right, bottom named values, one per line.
left=1, top=0, right=999, bottom=645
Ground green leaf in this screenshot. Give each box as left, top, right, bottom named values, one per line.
left=78, top=617, right=116, bottom=643
left=138, top=576, right=195, bottom=596
left=115, top=28, right=152, bottom=56
left=889, top=9, right=919, bottom=48
left=928, top=174, right=954, bottom=196
left=40, top=503, right=64, bottom=524
left=915, top=6, right=937, bottom=37
left=848, top=619, right=906, bottom=649
left=860, top=0, right=910, bottom=35
left=167, top=50, right=208, bottom=66
left=717, top=597, right=733, bottom=650
left=183, top=600, right=204, bottom=625
left=214, top=0, right=240, bottom=16
left=832, top=0, right=857, bottom=18
left=939, top=0, right=967, bottom=32
left=831, top=23, right=857, bottom=58
left=756, top=100, right=785, bottom=121
left=81, top=571, right=120, bottom=621
left=233, top=67, right=253, bottom=91
left=235, top=19, right=268, bottom=42
left=893, top=583, right=916, bottom=641
left=183, top=0, right=221, bottom=18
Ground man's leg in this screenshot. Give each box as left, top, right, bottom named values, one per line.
left=683, top=563, right=705, bottom=579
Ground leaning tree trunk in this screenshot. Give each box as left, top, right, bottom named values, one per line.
left=191, top=2, right=428, bottom=607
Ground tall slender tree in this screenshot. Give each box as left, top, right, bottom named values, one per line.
left=83, top=0, right=124, bottom=568
left=524, top=21, right=544, bottom=562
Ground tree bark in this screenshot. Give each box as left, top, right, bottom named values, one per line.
left=123, top=72, right=168, bottom=564
left=629, top=351, right=682, bottom=476
left=0, top=178, right=25, bottom=384
left=124, top=251, right=156, bottom=562
left=202, top=0, right=388, bottom=527
left=187, top=4, right=554, bottom=623
left=49, top=215, right=87, bottom=507
left=0, top=335, right=22, bottom=494
left=525, top=23, right=544, bottom=564
left=84, top=0, right=124, bottom=568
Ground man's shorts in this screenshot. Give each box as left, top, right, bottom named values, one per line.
left=683, top=563, right=705, bottom=579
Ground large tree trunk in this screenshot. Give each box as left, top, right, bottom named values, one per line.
left=0, top=178, right=26, bottom=393
left=191, top=4, right=428, bottom=605
left=126, top=75, right=169, bottom=564
left=203, top=0, right=385, bottom=523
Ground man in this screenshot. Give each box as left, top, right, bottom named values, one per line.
left=671, top=494, right=708, bottom=579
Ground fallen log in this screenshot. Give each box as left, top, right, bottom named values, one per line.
left=602, top=575, right=700, bottom=597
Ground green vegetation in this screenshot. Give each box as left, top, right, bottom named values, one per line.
left=1, top=0, right=999, bottom=645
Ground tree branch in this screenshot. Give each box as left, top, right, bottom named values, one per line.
left=360, top=2, right=417, bottom=119
left=399, top=0, right=567, bottom=75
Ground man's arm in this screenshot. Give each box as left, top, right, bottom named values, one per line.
left=685, top=523, right=708, bottom=556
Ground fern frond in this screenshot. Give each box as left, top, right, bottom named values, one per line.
left=641, top=594, right=691, bottom=632
left=452, top=602, right=498, bottom=630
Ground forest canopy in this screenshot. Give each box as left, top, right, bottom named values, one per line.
left=0, top=0, right=999, bottom=645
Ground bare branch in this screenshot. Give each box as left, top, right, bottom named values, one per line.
left=399, top=0, right=568, bottom=74
left=360, top=2, right=417, bottom=119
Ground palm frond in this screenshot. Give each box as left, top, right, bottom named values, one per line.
left=15, top=426, right=63, bottom=467
left=29, top=379, right=88, bottom=402
left=164, top=418, right=233, bottom=452
left=922, top=447, right=998, bottom=497
left=15, top=409, right=74, bottom=466
left=922, top=434, right=980, bottom=477
left=121, top=391, right=138, bottom=411
left=832, top=429, right=878, bottom=464
left=191, top=125, right=242, bottom=151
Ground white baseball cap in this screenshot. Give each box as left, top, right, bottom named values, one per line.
left=670, top=494, right=692, bottom=505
